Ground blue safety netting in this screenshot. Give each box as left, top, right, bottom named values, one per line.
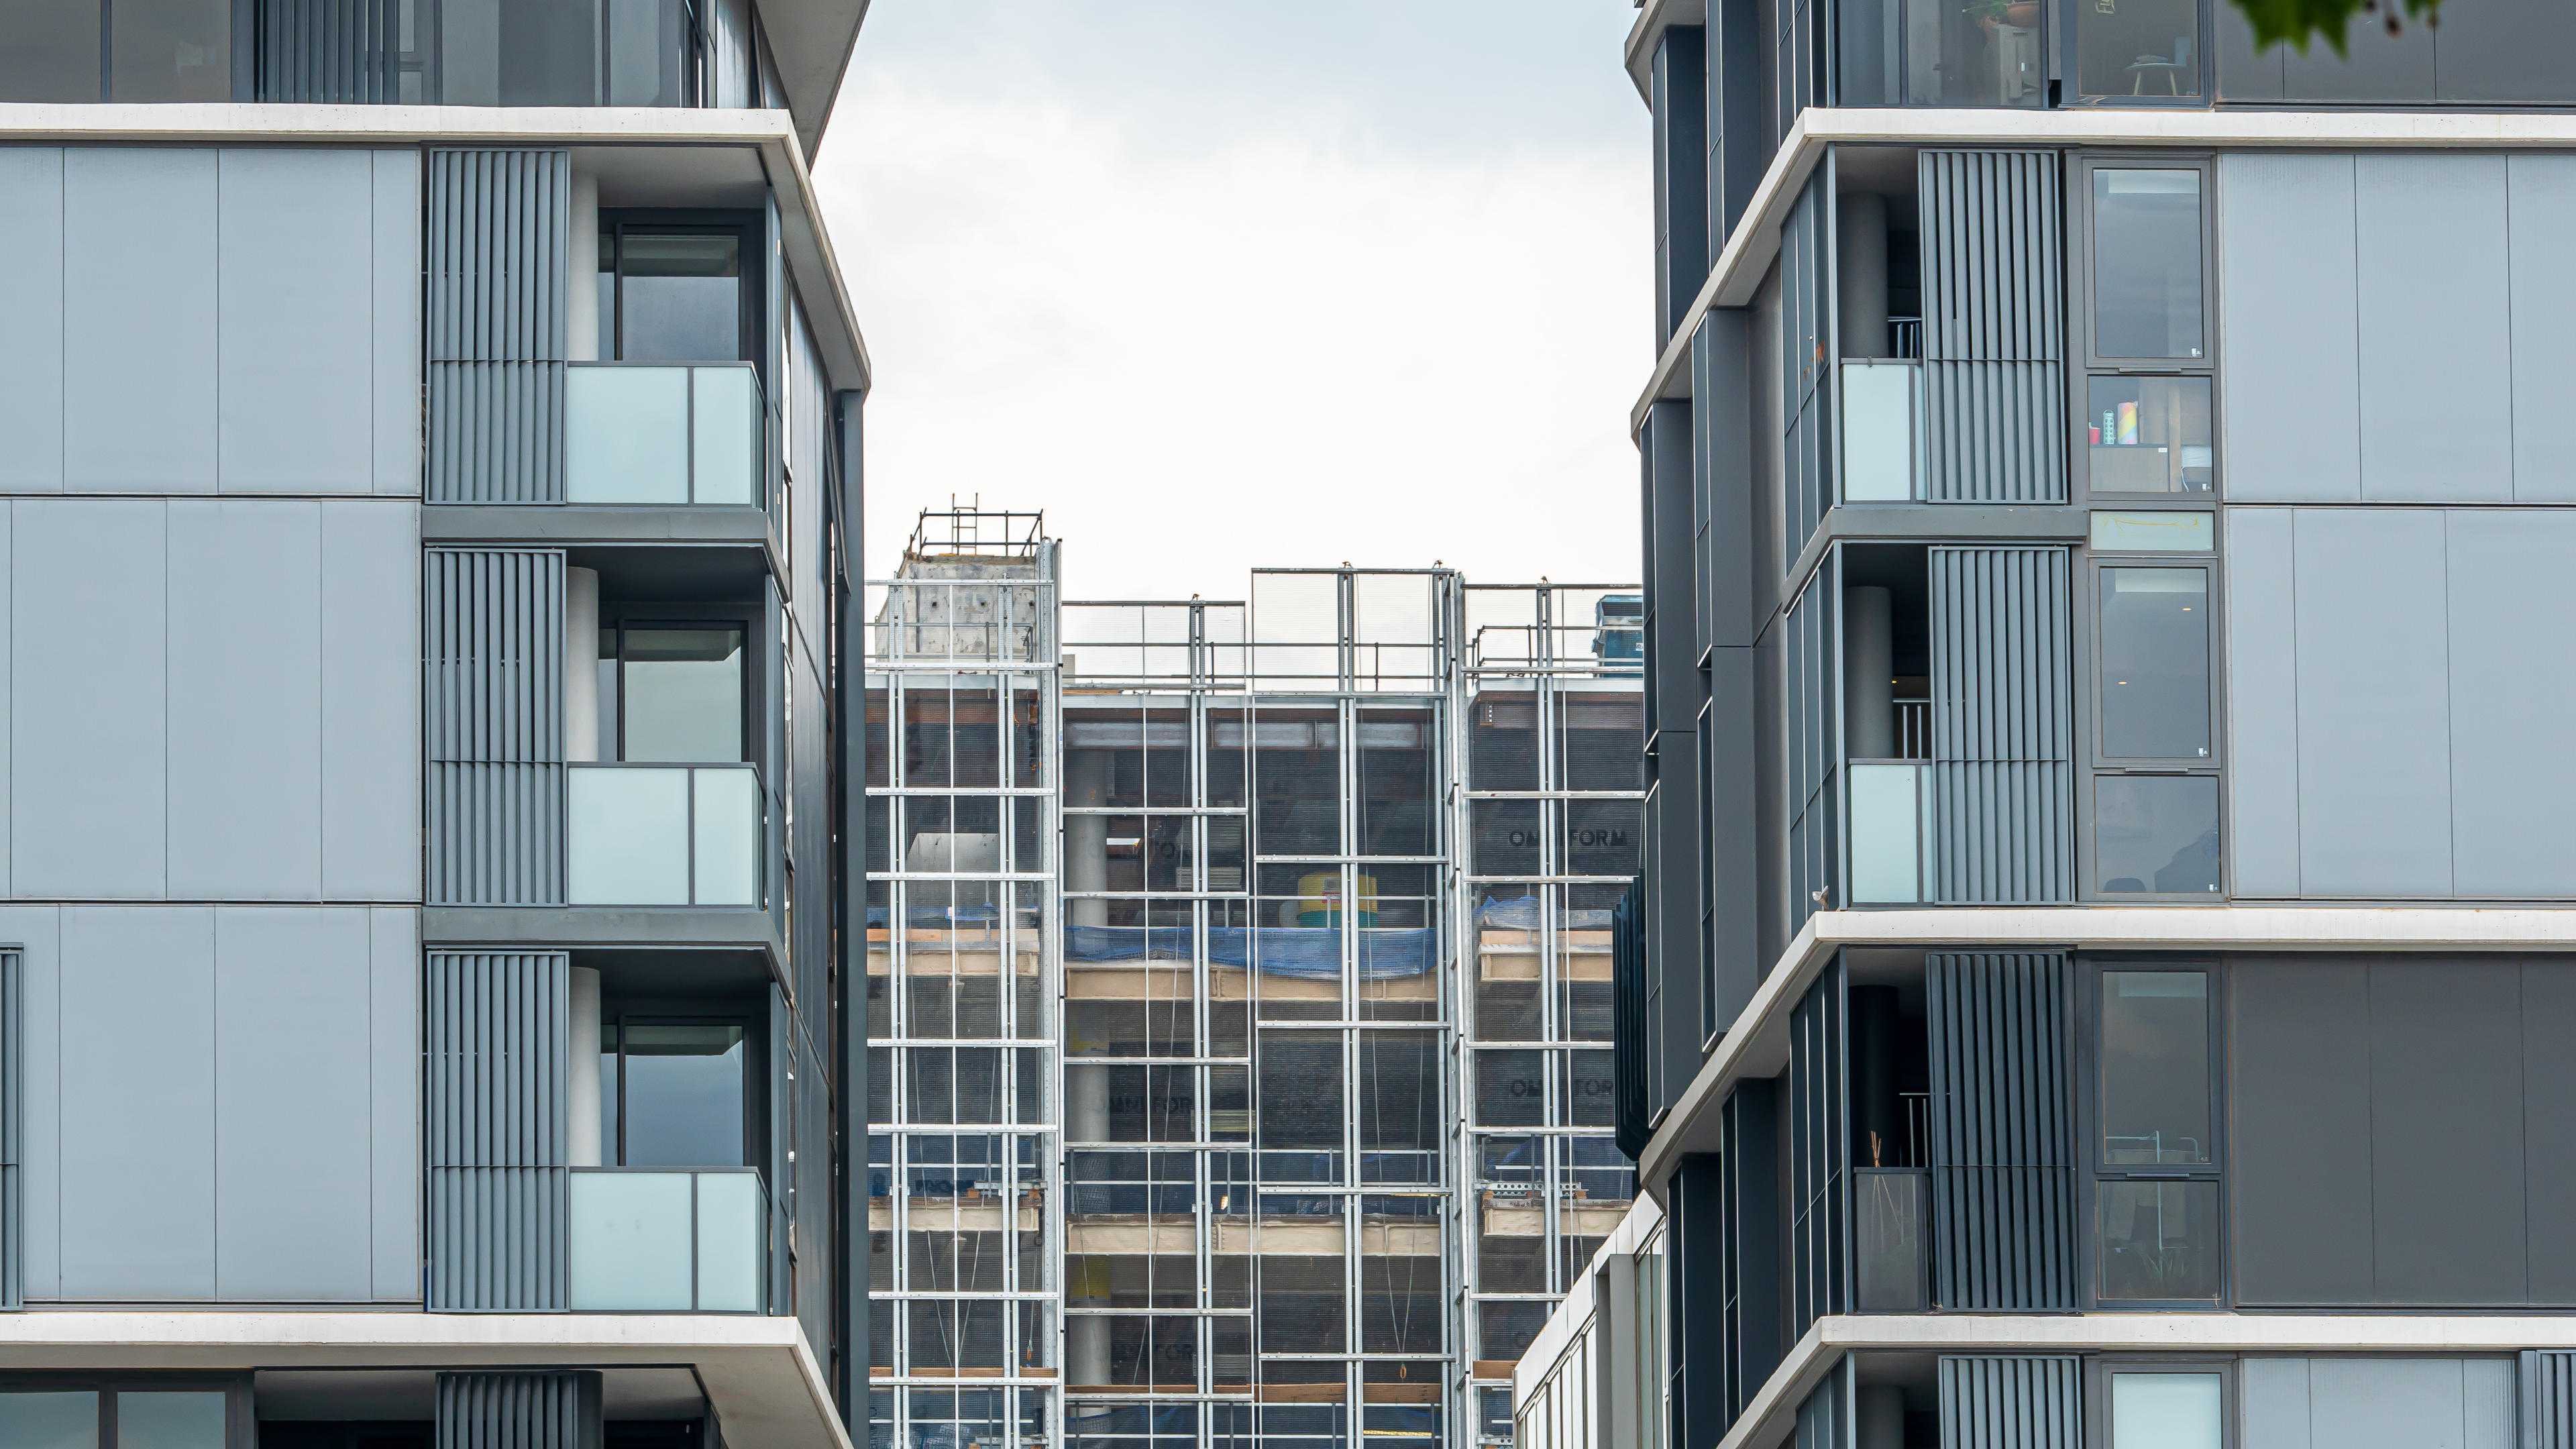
left=1063, top=924, right=1435, bottom=979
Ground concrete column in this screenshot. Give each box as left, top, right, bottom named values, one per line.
left=1838, top=190, right=1890, bottom=360
left=569, top=168, right=601, bottom=362
left=567, top=567, right=602, bottom=763
left=1858, top=1384, right=1907, bottom=1449
left=1065, top=749, right=1111, bottom=929
left=1844, top=584, right=1896, bottom=758
left=570, top=965, right=603, bottom=1167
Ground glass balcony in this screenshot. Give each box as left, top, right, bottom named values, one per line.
left=1839, top=361, right=1923, bottom=503
left=1836, top=0, right=2046, bottom=107
left=566, top=362, right=763, bottom=507
left=568, top=763, right=763, bottom=906
left=1848, top=761, right=1929, bottom=905
left=569, top=1167, right=767, bottom=1313
left=1855, top=1167, right=1931, bottom=1311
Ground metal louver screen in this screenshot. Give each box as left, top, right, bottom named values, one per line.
left=425, top=951, right=572, bottom=1312
left=1929, top=545, right=2073, bottom=904
left=425, top=548, right=566, bottom=906
left=435, top=1370, right=602, bottom=1448
left=427, top=148, right=570, bottom=503
left=258, top=0, right=403, bottom=103
left=1919, top=150, right=2067, bottom=504
left=1926, top=951, right=2076, bottom=1310
left=2528, top=1352, right=2576, bottom=1449
left=1939, top=1356, right=2082, bottom=1449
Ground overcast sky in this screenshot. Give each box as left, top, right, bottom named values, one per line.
left=811, top=1, right=1652, bottom=602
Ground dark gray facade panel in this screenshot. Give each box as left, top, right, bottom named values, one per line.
left=1788, top=961, right=1847, bottom=1335
left=427, top=148, right=570, bottom=503
left=1718, top=1080, right=1782, bottom=1423
left=259, top=0, right=406, bottom=102
left=1668, top=1152, right=1732, bottom=1449
left=1705, top=645, right=1760, bottom=1034
left=436, top=1370, right=602, bottom=1449
left=2441, top=0, right=2576, bottom=101
left=2220, top=508, right=2300, bottom=896
left=1937, top=1356, right=2080, bottom=1449
left=2211, top=1, right=2284, bottom=100
left=1646, top=400, right=1701, bottom=733
left=1928, top=546, right=2073, bottom=904
left=2369, top=959, right=2527, bottom=1303
left=1652, top=745, right=1706, bottom=1097
left=1652, top=26, right=1709, bottom=345
left=1919, top=150, right=2065, bottom=505
left=2527, top=969, right=2576, bottom=1303
left=2284, top=12, right=2436, bottom=100
left=1784, top=564, right=1837, bottom=925
left=1925, top=951, right=2074, bottom=1311
left=2218, top=154, right=2363, bottom=503
left=425, top=950, right=570, bottom=1312
left=2231, top=958, right=2380, bottom=1306
left=425, top=547, right=567, bottom=906
left=2357, top=156, right=2513, bottom=502
left=1696, top=311, right=1757, bottom=649
left=1709, top=0, right=1764, bottom=244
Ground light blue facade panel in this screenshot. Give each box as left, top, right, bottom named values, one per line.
left=0, top=509, right=10, bottom=894
left=2356, top=156, right=2514, bottom=502
left=214, top=907, right=374, bottom=1300
left=2217, top=154, right=2361, bottom=502
left=167, top=501, right=324, bottom=900
left=2445, top=511, right=2576, bottom=896
left=63, top=150, right=219, bottom=494
left=2222, top=508, right=2302, bottom=897
left=0, top=908, right=62, bottom=1300
left=321, top=502, right=423, bottom=900
left=217, top=149, right=377, bottom=494
left=369, top=907, right=420, bottom=1301
left=2293, top=508, right=2453, bottom=896
left=11, top=501, right=167, bottom=899
left=2306, top=1359, right=2513, bottom=1449
left=0, top=149, right=63, bottom=494
left=2510, top=156, right=2576, bottom=502
left=372, top=150, right=423, bottom=496
left=2240, top=1359, right=2312, bottom=1449
left=58, top=906, right=215, bottom=1301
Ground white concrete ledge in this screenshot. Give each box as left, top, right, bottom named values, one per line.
left=0, top=1311, right=849, bottom=1449
left=0, top=103, right=869, bottom=394
left=1631, top=106, right=2576, bottom=431
left=1638, top=904, right=2576, bottom=1190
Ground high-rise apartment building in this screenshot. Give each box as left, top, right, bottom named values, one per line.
left=1521, top=5, right=2576, bottom=1449
left=862, top=512, right=1642, bottom=1447
left=0, top=5, right=869, bottom=1446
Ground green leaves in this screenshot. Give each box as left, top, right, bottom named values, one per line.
left=2228, top=0, right=2440, bottom=54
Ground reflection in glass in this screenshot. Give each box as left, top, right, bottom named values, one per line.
left=2110, top=1371, right=2224, bottom=1446
left=2088, top=376, right=2213, bottom=492
left=2077, top=0, right=2202, bottom=100
left=2098, top=568, right=2210, bottom=760
left=2096, top=775, right=2220, bottom=895
left=2102, top=971, right=2210, bottom=1165
left=2092, top=170, right=2204, bottom=358
left=615, top=1020, right=749, bottom=1166
left=605, top=231, right=743, bottom=362
left=621, top=626, right=745, bottom=761
left=1, top=1, right=103, bottom=103
left=0, top=1392, right=97, bottom=1449
left=2100, top=1181, right=2220, bottom=1302
left=1835, top=0, right=2044, bottom=107
left=114, top=1392, right=229, bottom=1449
left=112, top=0, right=231, bottom=101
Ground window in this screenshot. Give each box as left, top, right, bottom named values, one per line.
left=2108, top=1370, right=2224, bottom=1448
left=601, top=1018, right=752, bottom=1167
left=2088, top=377, right=2212, bottom=494
left=2093, top=967, right=2221, bottom=1304
left=2097, top=568, right=2210, bottom=761
left=600, top=623, right=746, bottom=763
left=2088, top=547, right=2220, bottom=898
left=0, top=0, right=230, bottom=102
left=2081, top=160, right=2216, bottom=504
left=2091, top=171, right=2205, bottom=359
left=2094, top=775, right=2219, bottom=896
left=1, top=1, right=105, bottom=102
left=0, top=1384, right=240, bottom=1449
left=2076, top=0, right=2203, bottom=101
left=597, top=223, right=752, bottom=363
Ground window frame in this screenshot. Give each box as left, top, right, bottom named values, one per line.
left=2059, top=0, right=2215, bottom=108
left=2080, top=531, right=2226, bottom=903
left=2072, top=154, right=2222, bottom=504
left=600, top=616, right=754, bottom=766
left=2087, top=1357, right=2236, bottom=1449
left=596, top=209, right=767, bottom=370
left=0, top=1375, right=256, bottom=1449
left=600, top=1006, right=765, bottom=1170
left=2079, top=959, right=2228, bottom=1311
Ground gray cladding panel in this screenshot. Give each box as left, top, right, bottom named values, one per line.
left=2292, top=508, right=2453, bottom=896
left=1919, top=151, right=2065, bottom=504
left=217, top=148, right=378, bottom=492
left=2240, top=1360, right=2312, bottom=1449
left=1937, top=1356, right=2080, bottom=1449
left=370, top=908, right=421, bottom=1300
left=2509, top=157, right=2576, bottom=501
left=2221, top=509, right=2300, bottom=896
left=1929, top=546, right=2072, bottom=904
left=323, top=504, right=425, bottom=899
left=2283, top=11, right=2436, bottom=99
left=2356, top=156, right=2514, bottom=502
left=374, top=150, right=425, bottom=494
left=2231, top=959, right=2375, bottom=1305
left=2441, top=0, right=2576, bottom=101
left=0, top=149, right=64, bottom=492
left=2369, top=959, right=2527, bottom=1303
left=2443, top=511, right=2576, bottom=896
left=2308, top=1358, right=2514, bottom=1449
left=64, top=149, right=219, bottom=493
left=2218, top=154, right=2362, bottom=502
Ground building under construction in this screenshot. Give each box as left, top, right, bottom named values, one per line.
left=865, top=511, right=1641, bottom=1448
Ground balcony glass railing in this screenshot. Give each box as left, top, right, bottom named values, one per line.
left=1848, top=760, right=1929, bottom=904
left=1837, top=0, right=2046, bottom=108
left=567, top=362, right=762, bottom=507
left=568, top=763, right=763, bottom=906
left=1856, top=1167, right=1931, bottom=1311
left=1839, top=361, right=1924, bottom=503
left=569, top=1167, right=767, bottom=1312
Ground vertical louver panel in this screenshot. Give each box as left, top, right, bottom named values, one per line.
left=1919, top=150, right=2066, bottom=504
left=1929, top=545, right=2073, bottom=904
left=1784, top=559, right=1839, bottom=924
left=1926, top=952, right=2076, bottom=1310
left=1939, top=1357, right=2082, bottom=1449
left=425, top=951, right=571, bottom=1312
left=1719, top=1079, right=1783, bottom=1424
left=0, top=951, right=17, bottom=1311
left=2527, top=1352, right=2576, bottom=1449
left=425, top=548, right=566, bottom=906
left=257, top=0, right=402, bottom=102
left=436, top=1371, right=602, bottom=1449
left=1789, top=959, right=1849, bottom=1336
left=427, top=149, right=570, bottom=503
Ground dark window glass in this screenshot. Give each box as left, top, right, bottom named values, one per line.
left=619, top=1021, right=748, bottom=1167
left=2077, top=0, right=2202, bottom=100
left=606, top=0, right=688, bottom=106
left=501, top=0, right=598, bottom=105
left=2098, top=1181, right=2220, bottom=1301
left=599, top=1023, right=622, bottom=1159
left=2088, top=376, right=2213, bottom=494
left=116, top=1391, right=227, bottom=1449
left=2102, top=970, right=2210, bottom=1165
left=2092, top=170, right=2204, bottom=359
left=0, top=1390, right=97, bottom=1448
left=611, top=233, right=744, bottom=362
left=111, top=0, right=229, bottom=101
left=2098, top=568, right=2210, bottom=760
left=2095, top=774, right=2220, bottom=895
left=620, top=625, right=744, bottom=762
left=0, top=0, right=104, bottom=102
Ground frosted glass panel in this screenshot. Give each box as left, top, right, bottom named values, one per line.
left=570, top=1170, right=694, bottom=1309
left=0, top=1393, right=97, bottom=1449
left=690, top=366, right=759, bottom=504
left=116, top=1393, right=225, bottom=1449
left=1841, top=362, right=1921, bottom=502
left=2112, top=1373, right=2222, bottom=1449
left=1848, top=761, right=1924, bottom=904
left=568, top=365, right=690, bottom=503
left=570, top=767, right=690, bottom=904
left=695, top=1170, right=765, bottom=1311
left=693, top=766, right=761, bottom=905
